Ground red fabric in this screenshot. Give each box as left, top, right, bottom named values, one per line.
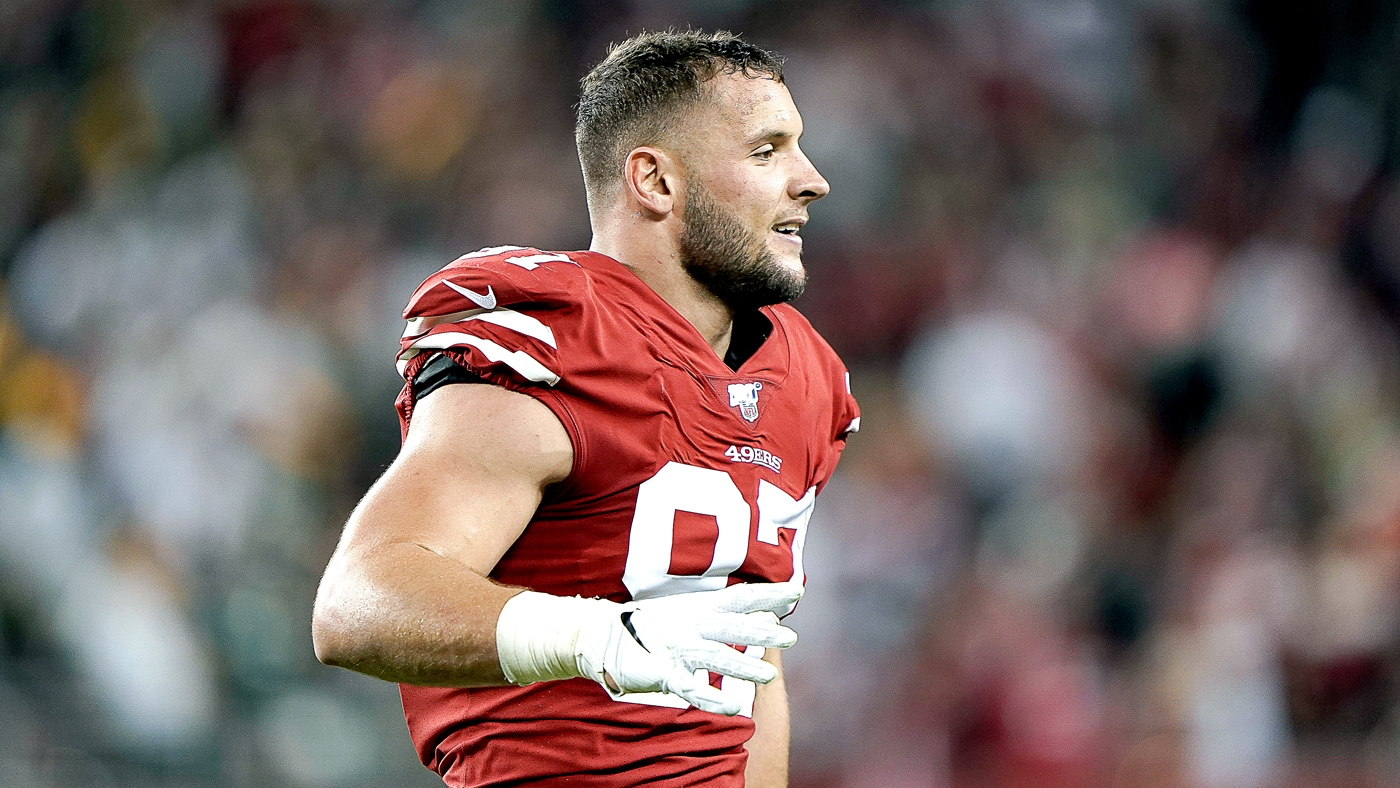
left=395, top=248, right=858, bottom=787
left=402, top=681, right=753, bottom=787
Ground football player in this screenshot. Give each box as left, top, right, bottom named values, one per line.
left=312, top=30, right=859, bottom=787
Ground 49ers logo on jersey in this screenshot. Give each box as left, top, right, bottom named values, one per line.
left=727, top=382, right=763, bottom=422
left=705, top=375, right=777, bottom=430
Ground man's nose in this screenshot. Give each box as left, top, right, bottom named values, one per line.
left=791, top=153, right=830, bottom=203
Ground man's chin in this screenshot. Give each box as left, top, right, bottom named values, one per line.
left=764, top=257, right=808, bottom=305
left=767, top=245, right=806, bottom=276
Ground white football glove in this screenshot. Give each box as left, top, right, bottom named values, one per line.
left=496, top=582, right=802, bottom=715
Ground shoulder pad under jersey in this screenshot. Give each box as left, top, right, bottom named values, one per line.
left=397, top=246, right=587, bottom=387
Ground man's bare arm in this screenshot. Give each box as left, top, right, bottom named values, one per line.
left=311, top=382, right=573, bottom=686
left=744, top=649, right=790, bottom=788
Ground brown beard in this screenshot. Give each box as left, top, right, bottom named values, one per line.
left=678, top=180, right=805, bottom=311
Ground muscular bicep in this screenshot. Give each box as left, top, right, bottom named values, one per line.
left=342, top=383, right=573, bottom=573
left=311, top=383, right=571, bottom=683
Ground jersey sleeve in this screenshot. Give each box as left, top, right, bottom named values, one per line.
left=393, top=246, right=588, bottom=439
left=804, top=320, right=860, bottom=494
left=837, top=369, right=861, bottom=440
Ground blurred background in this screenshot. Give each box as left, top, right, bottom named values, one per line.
left=3, top=0, right=1400, bottom=786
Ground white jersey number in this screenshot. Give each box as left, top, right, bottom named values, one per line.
left=616, top=461, right=815, bottom=717
left=622, top=461, right=815, bottom=601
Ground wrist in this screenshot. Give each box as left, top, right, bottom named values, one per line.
left=495, top=590, right=615, bottom=685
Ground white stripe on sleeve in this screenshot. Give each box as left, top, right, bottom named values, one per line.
left=466, top=309, right=556, bottom=348
left=397, top=331, right=561, bottom=386
left=403, top=307, right=556, bottom=348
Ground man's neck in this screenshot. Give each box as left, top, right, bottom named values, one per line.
left=590, top=233, right=735, bottom=357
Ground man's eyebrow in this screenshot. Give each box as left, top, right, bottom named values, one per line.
left=745, top=128, right=798, bottom=145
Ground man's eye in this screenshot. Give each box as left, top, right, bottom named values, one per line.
left=753, top=146, right=775, bottom=160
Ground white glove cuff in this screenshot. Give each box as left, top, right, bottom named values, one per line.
left=495, top=591, right=612, bottom=685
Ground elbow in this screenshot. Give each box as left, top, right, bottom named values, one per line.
left=311, top=583, right=361, bottom=668
left=310, top=599, right=343, bottom=667
left=310, top=611, right=341, bottom=667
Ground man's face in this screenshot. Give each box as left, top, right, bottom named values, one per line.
left=676, top=74, right=830, bottom=310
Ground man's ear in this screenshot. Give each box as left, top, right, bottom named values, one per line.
left=624, top=147, right=681, bottom=217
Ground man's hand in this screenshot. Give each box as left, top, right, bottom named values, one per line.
left=497, top=582, right=802, bottom=715
left=585, top=582, right=802, bottom=714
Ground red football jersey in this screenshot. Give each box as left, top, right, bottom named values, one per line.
left=393, top=247, right=859, bottom=787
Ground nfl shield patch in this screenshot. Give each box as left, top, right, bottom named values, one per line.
left=727, top=382, right=764, bottom=423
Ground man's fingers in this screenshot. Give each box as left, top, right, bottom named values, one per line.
left=695, top=611, right=797, bottom=648
left=660, top=666, right=741, bottom=716
left=604, top=584, right=803, bottom=714
left=673, top=642, right=778, bottom=684
left=615, top=657, right=745, bottom=715
left=703, top=581, right=804, bottom=615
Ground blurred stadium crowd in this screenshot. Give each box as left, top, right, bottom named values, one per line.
left=2, top=1, right=1400, bottom=786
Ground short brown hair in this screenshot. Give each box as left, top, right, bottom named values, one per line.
left=575, top=30, right=784, bottom=203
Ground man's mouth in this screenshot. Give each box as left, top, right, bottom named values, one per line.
left=771, top=218, right=806, bottom=240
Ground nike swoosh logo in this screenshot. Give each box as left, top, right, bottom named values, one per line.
left=442, top=280, right=497, bottom=309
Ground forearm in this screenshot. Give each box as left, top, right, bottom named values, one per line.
left=744, top=650, right=789, bottom=788
left=313, top=539, right=524, bottom=687
left=313, top=384, right=567, bottom=686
